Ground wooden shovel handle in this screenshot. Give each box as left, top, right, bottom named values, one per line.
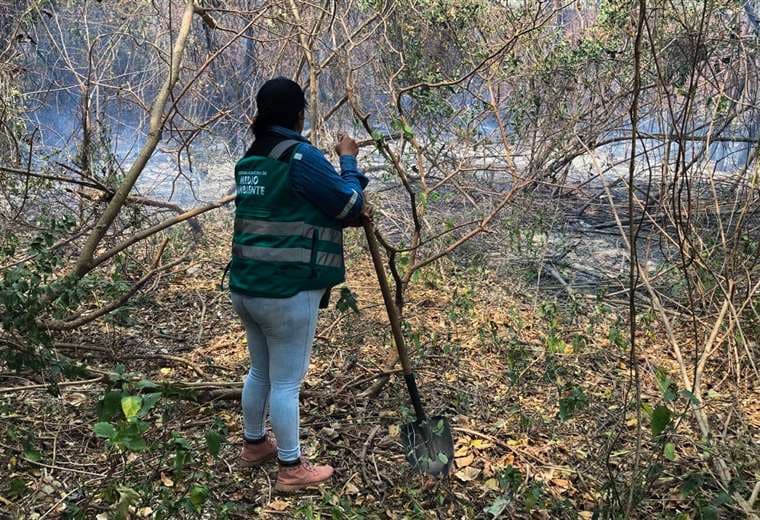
left=362, top=218, right=427, bottom=421
left=361, top=218, right=413, bottom=375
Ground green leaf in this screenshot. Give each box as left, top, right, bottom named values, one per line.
left=174, top=449, right=191, bottom=474
left=437, top=452, right=449, bottom=465
left=138, top=392, right=162, bottom=417
left=122, top=435, right=147, bottom=452
left=112, top=364, right=127, bottom=380
left=699, top=505, right=718, bottom=520
left=188, top=485, right=209, bottom=510
left=498, top=465, right=523, bottom=491
left=172, top=433, right=191, bottom=451
left=679, top=389, right=700, bottom=405
left=205, top=430, right=223, bottom=458
left=558, top=386, right=587, bottom=421
left=655, top=368, right=677, bottom=402
left=93, top=422, right=116, bottom=440
left=680, top=473, right=704, bottom=497
left=116, top=486, right=140, bottom=517
left=136, top=420, right=150, bottom=435
left=524, top=483, right=544, bottom=510
left=484, top=496, right=510, bottom=518
left=6, top=477, right=27, bottom=499
left=651, top=405, right=671, bottom=437
left=711, top=492, right=731, bottom=508
left=23, top=448, right=41, bottom=462
left=135, top=379, right=158, bottom=390
left=336, top=287, right=359, bottom=314
left=121, top=395, right=142, bottom=421
left=97, top=390, right=123, bottom=421
left=663, top=442, right=677, bottom=461
left=402, top=122, right=414, bottom=139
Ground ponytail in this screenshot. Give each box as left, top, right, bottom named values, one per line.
left=252, top=113, right=275, bottom=139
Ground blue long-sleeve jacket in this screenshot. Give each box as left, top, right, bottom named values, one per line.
left=243, top=126, right=369, bottom=223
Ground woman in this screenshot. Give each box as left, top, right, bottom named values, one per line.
left=229, top=77, right=368, bottom=492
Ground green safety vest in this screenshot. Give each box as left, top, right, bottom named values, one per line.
left=229, top=139, right=345, bottom=298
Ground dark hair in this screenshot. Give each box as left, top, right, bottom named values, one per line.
left=252, top=77, right=307, bottom=138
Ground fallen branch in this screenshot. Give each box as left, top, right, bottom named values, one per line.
left=0, top=376, right=104, bottom=394
left=337, top=369, right=401, bottom=394
left=54, top=343, right=205, bottom=377
left=193, top=384, right=321, bottom=403
left=360, top=425, right=382, bottom=489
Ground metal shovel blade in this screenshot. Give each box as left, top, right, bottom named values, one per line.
left=401, top=415, right=454, bottom=476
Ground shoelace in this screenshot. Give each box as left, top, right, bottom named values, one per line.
left=299, top=458, right=317, bottom=473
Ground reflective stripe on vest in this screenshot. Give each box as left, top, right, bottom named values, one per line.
left=234, top=218, right=342, bottom=245
left=316, top=251, right=342, bottom=268
left=232, top=244, right=342, bottom=267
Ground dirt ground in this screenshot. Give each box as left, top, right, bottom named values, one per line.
left=1, top=213, right=758, bottom=519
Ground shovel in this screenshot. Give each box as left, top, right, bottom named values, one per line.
left=362, top=217, right=454, bottom=476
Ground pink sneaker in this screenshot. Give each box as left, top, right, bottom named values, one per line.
left=275, top=458, right=334, bottom=492
left=240, top=435, right=277, bottom=467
